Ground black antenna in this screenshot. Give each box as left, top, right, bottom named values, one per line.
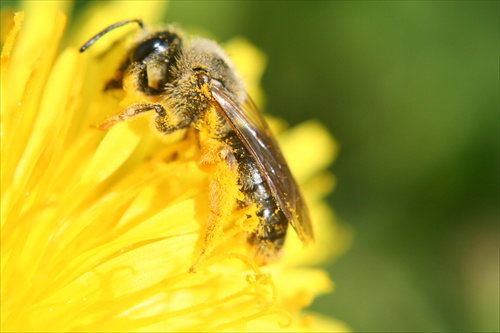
left=79, top=19, right=144, bottom=53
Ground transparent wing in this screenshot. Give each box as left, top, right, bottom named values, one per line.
left=208, top=80, right=314, bottom=244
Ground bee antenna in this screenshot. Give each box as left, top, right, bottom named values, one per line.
left=79, top=19, right=144, bottom=53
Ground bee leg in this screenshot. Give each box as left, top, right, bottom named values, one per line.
left=92, top=103, right=168, bottom=130
left=104, top=77, right=124, bottom=91
left=191, top=139, right=240, bottom=272
left=103, top=58, right=131, bottom=91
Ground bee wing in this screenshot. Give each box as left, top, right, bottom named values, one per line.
left=208, top=81, right=314, bottom=244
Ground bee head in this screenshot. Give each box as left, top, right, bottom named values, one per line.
left=129, top=30, right=182, bottom=91
left=80, top=20, right=183, bottom=94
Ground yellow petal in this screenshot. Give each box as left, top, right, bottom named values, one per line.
left=80, top=122, right=143, bottom=185
left=1, top=3, right=349, bottom=331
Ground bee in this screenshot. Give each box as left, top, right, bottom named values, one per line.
left=80, top=19, right=313, bottom=264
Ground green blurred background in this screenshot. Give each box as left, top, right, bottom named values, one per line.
left=3, top=1, right=498, bottom=332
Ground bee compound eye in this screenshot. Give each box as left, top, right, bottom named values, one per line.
left=131, top=38, right=168, bottom=62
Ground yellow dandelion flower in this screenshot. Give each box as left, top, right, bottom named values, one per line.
left=1, top=2, right=351, bottom=332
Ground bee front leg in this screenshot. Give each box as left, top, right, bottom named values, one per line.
left=93, top=102, right=192, bottom=135
left=191, top=138, right=240, bottom=271
left=93, top=102, right=168, bottom=130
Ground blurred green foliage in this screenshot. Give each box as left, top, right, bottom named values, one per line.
left=2, top=1, right=498, bottom=332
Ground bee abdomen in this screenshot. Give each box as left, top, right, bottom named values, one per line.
left=225, top=131, right=289, bottom=260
